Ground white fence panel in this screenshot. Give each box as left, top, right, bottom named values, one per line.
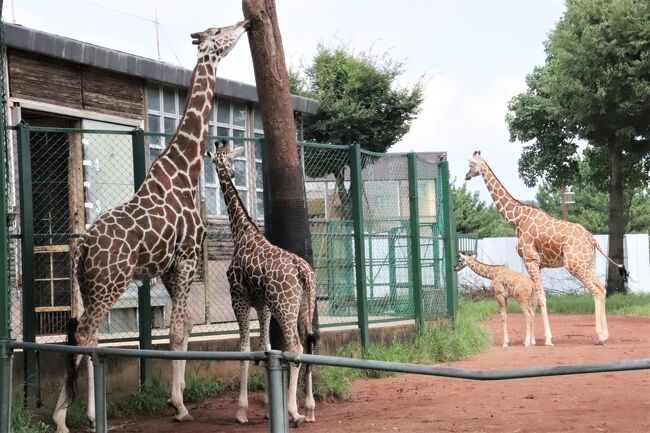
left=458, top=233, right=649, bottom=294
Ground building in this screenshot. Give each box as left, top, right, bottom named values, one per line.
left=2, top=23, right=318, bottom=339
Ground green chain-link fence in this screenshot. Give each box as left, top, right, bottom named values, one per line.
left=2, top=125, right=457, bottom=352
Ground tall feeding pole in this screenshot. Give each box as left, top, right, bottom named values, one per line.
left=242, top=0, right=317, bottom=349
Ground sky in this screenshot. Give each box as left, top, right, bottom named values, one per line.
left=6, top=0, right=567, bottom=203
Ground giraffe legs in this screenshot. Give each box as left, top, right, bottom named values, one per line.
left=567, top=265, right=608, bottom=344
left=495, top=290, right=509, bottom=347
left=162, top=261, right=196, bottom=422
left=524, top=260, right=553, bottom=346
left=53, top=312, right=104, bottom=433
left=522, top=304, right=534, bottom=347
left=257, top=306, right=271, bottom=419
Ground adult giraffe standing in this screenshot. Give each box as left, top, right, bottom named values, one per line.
left=52, top=20, right=250, bottom=433
left=465, top=151, right=628, bottom=345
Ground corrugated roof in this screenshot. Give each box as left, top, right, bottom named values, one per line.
left=3, top=23, right=319, bottom=115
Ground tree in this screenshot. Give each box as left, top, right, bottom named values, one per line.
left=536, top=165, right=650, bottom=236
left=506, top=0, right=650, bottom=293
left=452, top=182, right=514, bottom=238
left=291, top=44, right=424, bottom=217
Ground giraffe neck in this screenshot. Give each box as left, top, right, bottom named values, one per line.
left=217, top=163, right=261, bottom=241
left=159, top=56, right=217, bottom=186
left=467, top=257, right=503, bottom=280
left=480, top=161, right=523, bottom=227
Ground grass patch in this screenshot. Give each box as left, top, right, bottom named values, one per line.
left=314, top=300, right=491, bottom=400
left=484, top=293, right=650, bottom=316
left=11, top=395, right=51, bottom=433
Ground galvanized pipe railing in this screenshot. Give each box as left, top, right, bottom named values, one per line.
left=1, top=339, right=649, bottom=433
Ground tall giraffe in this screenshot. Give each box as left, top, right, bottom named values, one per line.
left=208, top=142, right=318, bottom=427
left=454, top=253, right=538, bottom=347
left=52, top=20, right=250, bottom=433
left=465, top=151, right=628, bottom=345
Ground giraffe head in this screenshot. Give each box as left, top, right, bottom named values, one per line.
left=191, top=19, right=250, bottom=62
left=453, top=252, right=473, bottom=271
left=208, top=140, right=245, bottom=180
left=465, top=151, right=484, bottom=181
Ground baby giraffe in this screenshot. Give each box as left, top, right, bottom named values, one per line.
left=454, top=253, right=541, bottom=347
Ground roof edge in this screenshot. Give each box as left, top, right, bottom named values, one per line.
left=3, top=23, right=319, bottom=115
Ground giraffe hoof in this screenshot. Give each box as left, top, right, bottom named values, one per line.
left=305, top=409, right=315, bottom=422
left=595, top=339, right=606, bottom=346
left=174, top=412, right=193, bottom=422
left=544, top=340, right=553, bottom=346
left=290, top=416, right=305, bottom=428
left=502, top=343, right=509, bottom=348
left=235, top=415, right=249, bottom=424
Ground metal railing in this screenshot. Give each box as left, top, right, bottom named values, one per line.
left=1, top=339, right=648, bottom=433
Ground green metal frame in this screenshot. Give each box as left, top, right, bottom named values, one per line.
left=132, top=128, right=152, bottom=385
left=16, top=122, right=40, bottom=407
left=439, top=161, right=458, bottom=322
left=349, top=144, right=369, bottom=351
left=0, top=67, right=7, bottom=339
left=407, top=153, right=424, bottom=332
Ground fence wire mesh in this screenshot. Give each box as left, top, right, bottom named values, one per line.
left=4, top=126, right=454, bottom=345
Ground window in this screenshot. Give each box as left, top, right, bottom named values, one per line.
left=145, top=85, right=265, bottom=220
left=146, top=84, right=184, bottom=166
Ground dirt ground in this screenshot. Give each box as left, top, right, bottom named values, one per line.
left=110, top=314, right=650, bottom=433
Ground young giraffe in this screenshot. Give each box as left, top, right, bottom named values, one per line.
left=52, top=21, right=250, bottom=433
left=465, top=151, right=628, bottom=345
left=208, top=142, right=319, bottom=427
left=454, top=253, right=538, bottom=347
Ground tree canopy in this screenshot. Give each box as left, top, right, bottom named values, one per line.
left=506, top=0, right=650, bottom=293
left=452, top=181, right=514, bottom=238
left=290, top=44, right=424, bottom=178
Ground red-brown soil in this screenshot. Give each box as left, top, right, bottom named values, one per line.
left=109, top=314, right=650, bottom=433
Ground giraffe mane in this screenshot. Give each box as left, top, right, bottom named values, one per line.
left=481, top=158, right=530, bottom=208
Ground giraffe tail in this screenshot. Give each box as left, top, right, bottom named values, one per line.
left=64, top=317, right=79, bottom=407
left=63, top=238, right=85, bottom=407
left=591, top=237, right=629, bottom=285
left=296, top=259, right=320, bottom=355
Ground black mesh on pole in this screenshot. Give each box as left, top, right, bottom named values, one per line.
left=263, top=164, right=318, bottom=351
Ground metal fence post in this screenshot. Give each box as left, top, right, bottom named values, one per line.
left=265, top=350, right=288, bottom=433
left=349, top=144, right=369, bottom=351
left=16, top=121, right=40, bottom=407
left=131, top=128, right=152, bottom=384
left=0, top=134, right=7, bottom=340
left=0, top=339, right=14, bottom=433
left=438, top=161, right=458, bottom=323
left=407, top=153, right=424, bottom=332
left=92, top=352, right=107, bottom=433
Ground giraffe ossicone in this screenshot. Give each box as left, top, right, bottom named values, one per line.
left=465, top=152, right=628, bottom=345
left=52, top=20, right=249, bottom=433
left=210, top=141, right=319, bottom=427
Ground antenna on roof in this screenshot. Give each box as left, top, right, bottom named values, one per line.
left=154, top=9, right=161, bottom=61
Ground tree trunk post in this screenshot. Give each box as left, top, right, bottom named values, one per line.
left=243, top=0, right=318, bottom=349
left=606, top=144, right=626, bottom=294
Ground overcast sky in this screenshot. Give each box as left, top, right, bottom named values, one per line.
left=7, top=0, right=567, bottom=203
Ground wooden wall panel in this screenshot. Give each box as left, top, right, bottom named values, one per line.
left=8, top=50, right=145, bottom=121
left=8, top=49, right=82, bottom=109
left=82, top=67, right=143, bottom=119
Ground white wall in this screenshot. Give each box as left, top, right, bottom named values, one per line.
left=458, top=233, right=649, bottom=294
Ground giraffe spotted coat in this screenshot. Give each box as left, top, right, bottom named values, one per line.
left=454, top=253, right=538, bottom=347
left=52, top=21, right=250, bottom=433
left=209, top=143, right=318, bottom=426
left=465, top=152, right=627, bottom=345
